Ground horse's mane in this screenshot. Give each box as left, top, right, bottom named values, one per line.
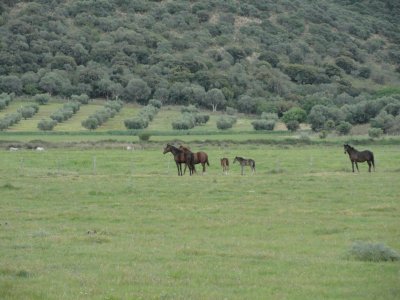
left=345, top=144, right=356, bottom=150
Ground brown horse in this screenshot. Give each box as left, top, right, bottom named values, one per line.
left=179, top=145, right=210, bottom=174
left=163, top=144, right=194, bottom=176
left=221, top=158, right=229, bottom=175
left=344, top=144, right=375, bottom=172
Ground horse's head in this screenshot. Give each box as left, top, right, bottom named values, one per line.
left=163, top=144, right=171, bottom=154
left=344, top=144, right=352, bottom=154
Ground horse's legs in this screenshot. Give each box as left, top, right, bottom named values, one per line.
left=355, top=162, right=359, bottom=172
left=202, top=163, right=206, bottom=174
left=367, top=161, right=371, bottom=172
left=351, top=161, right=355, bottom=172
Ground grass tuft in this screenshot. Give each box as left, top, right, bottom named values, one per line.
left=348, top=241, right=400, bottom=262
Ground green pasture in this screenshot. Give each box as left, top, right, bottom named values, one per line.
left=1, top=144, right=399, bottom=299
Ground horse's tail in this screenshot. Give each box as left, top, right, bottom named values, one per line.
left=206, top=157, right=210, bottom=166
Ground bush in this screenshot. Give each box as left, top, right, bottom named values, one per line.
left=348, top=241, right=400, bottom=262
left=370, top=111, right=394, bottom=133
left=37, top=119, right=57, bottom=131
left=225, top=107, right=237, bottom=115
left=282, top=107, right=307, bottom=124
left=251, top=119, right=275, bottom=130
left=148, top=99, right=162, bottom=109
left=181, top=105, right=198, bottom=114
left=194, top=114, right=210, bottom=125
left=216, top=116, right=236, bottom=130
left=18, top=106, right=36, bottom=119
left=124, top=117, right=149, bottom=129
left=34, top=93, right=50, bottom=105
left=368, top=128, right=383, bottom=139
left=138, top=132, right=151, bottom=141
left=71, top=94, right=90, bottom=104
left=260, top=112, right=279, bottom=121
left=172, top=119, right=194, bottom=130
left=286, top=120, right=300, bottom=132
left=336, top=121, right=352, bottom=135
left=82, top=117, right=99, bottom=130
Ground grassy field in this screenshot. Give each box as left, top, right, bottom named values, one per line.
left=1, top=144, right=399, bottom=299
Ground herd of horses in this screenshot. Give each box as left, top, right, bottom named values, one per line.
left=163, top=143, right=375, bottom=175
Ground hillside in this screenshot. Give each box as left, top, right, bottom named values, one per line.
left=0, top=0, right=400, bottom=117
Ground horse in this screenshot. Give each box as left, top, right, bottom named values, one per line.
left=220, top=158, right=229, bottom=175
left=344, top=144, right=375, bottom=172
left=233, top=156, right=255, bottom=175
left=163, top=144, right=195, bottom=176
left=179, top=145, right=210, bottom=174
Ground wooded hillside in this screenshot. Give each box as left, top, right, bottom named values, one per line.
left=0, top=0, right=400, bottom=115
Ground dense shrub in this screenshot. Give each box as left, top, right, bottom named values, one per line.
left=0, top=93, right=14, bottom=110
left=71, top=94, right=90, bottom=104
left=148, top=99, right=162, bottom=109
left=368, top=128, right=383, bottom=139
left=124, top=117, right=149, bottom=129
left=194, top=113, right=210, bottom=125
left=0, top=112, right=22, bottom=131
left=37, top=119, right=57, bottom=131
left=251, top=119, right=275, bottom=131
left=18, top=106, right=36, bottom=119
left=282, top=107, right=307, bottom=124
left=348, top=241, right=400, bottom=262
left=286, top=120, right=300, bottom=132
left=216, top=116, right=236, bottom=130
left=336, top=121, right=352, bottom=135
left=34, top=93, right=50, bottom=105
left=370, top=111, right=394, bottom=133
left=181, top=105, right=199, bottom=114
left=81, top=117, right=99, bottom=130
left=260, top=112, right=279, bottom=121
left=308, top=105, right=344, bottom=131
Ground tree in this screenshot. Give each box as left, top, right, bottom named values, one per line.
left=204, top=88, right=226, bottom=112
left=39, top=72, right=65, bottom=95
left=123, top=78, right=151, bottom=104
left=0, top=75, right=23, bottom=94
left=282, top=107, right=307, bottom=124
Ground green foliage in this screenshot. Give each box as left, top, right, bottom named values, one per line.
left=124, top=117, right=148, bottom=130
left=286, top=120, right=300, bottom=132
left=216, top=115, right=236, bottom=130
left=282, top=107, right=307, bottom=124
left=34, top=93, right=50, bottom=105
left=71, top=94, right=90, bottom=105
left=37, top=119, right=57, bottom=131
left=0, top=0, right=399, bottom=126
left=336, top=121, right=352, bottom=135
left=251, top=119, right=275, bottom=131
left=349, top=241, right=400, bottom=262
left=368, top=128, right=383, bottom=139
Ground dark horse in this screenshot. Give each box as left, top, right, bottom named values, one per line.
left=221, top=158, right=229, bottom=175
left=163, top=144, right=194, bottom=176
left=233, top=156, right=255, bottom=175
left=344, top=144, right=375, bottom=172
left=180, top=146, right=210, bottom=174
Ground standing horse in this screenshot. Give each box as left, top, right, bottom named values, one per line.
left=233, top=156, right=255, bottom=175
left=179, top=145, right=210, bottom=174
left=220, top=158, right=229, bottom=175
left=163, top=144, right=194, bottom=176
left=344, top=144, right=375, bottom=172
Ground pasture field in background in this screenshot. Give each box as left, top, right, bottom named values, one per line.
left=1, top=144, right=399, bottom=299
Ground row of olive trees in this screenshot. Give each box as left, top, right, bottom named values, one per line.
left=81, top=100, right=123, bottom=130
left=0, top=93, right=15, bottom=110
left=38, top=102, right=81, bottom=131
left=171, top=105, right=210, bottom=130
left=0, top=103, right=39, bottom=131
left=124, top=99, right=162, bottom=130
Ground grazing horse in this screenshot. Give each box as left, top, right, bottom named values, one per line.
left=344, top=144, right=375, bottom=172
left=233, top=156, right=255, bottom=175
left=220, top=158, right=229, bottom=175
left=179, top=146, right=210, bottom=174
left=163, top=144, right=194, bottom=176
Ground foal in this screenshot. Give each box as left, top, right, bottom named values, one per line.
left=220, top=158, right=229, bottom=175
left=233, top=156, right=255, bottom=175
